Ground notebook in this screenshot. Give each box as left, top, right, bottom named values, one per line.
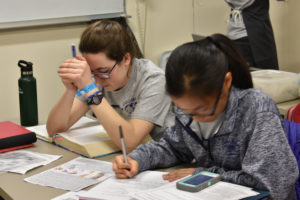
left=0, top=121, right=37, bottom=153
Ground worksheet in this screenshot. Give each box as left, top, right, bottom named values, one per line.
left=25, top=157, right=114, bottom=191
left=131, top=180, right=260, bottom=200
left=51, top=191, right=87, bottom=200
left=0, top=150, right=61, bottom=174
left=78, top=171, right=169, bottom=200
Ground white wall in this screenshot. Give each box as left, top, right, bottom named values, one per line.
left=128, top=0, right=298, bottom=72
left=0, top=24, right=86, bottom=123
left=287, top=0, right=300, bottom=71
left=0, top=0, right=299, bottom=123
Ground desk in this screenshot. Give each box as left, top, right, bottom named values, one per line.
left=0, top=140, right=118, bottom=200
left=0, top=140, right=185, bottom=200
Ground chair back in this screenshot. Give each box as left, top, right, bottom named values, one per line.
left=284, top=119, right=300, bottom=199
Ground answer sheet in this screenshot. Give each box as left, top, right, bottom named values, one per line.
left=78, top=171, right=169, bottom=200
left=130, top=180, right=260, bottom=200
left=0, top=150, right=61, bottom=174
left=51, top=191, right=87, bottom=200
left=25, top=157, right=114, bottom=191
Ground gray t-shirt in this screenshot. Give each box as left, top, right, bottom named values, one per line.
left=190, top=112, right=225, bottom=140
left=80, top=58, right=174, bottom=141
left=225, top=0, right=255, bottom=40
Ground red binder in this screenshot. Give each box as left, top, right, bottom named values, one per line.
left=0, top=121, right=37, bottom=153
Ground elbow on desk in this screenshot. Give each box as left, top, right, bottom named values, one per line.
left=46, top=124, right=68, bottom=137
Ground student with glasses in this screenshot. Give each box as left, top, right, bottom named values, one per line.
left=47, top=20, right=174, bottom=152
left=113, top=34, right=298, bottom=199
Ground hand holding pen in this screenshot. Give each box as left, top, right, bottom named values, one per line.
left=58, top=44, right=94, bottom=90
left=112, top=126, right=139, bottom=178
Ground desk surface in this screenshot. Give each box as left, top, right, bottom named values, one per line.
left=0, top=140, right=119, bottom=200
left=0, top=140, right=184, bottom=200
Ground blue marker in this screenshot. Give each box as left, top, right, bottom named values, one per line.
left=71, top=44, right=76, bottom=58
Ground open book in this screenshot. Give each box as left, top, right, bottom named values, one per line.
left=27, top=117, right=120, bottom=158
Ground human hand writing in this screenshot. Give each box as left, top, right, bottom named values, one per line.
left=113, top=155, right=139, bottom=179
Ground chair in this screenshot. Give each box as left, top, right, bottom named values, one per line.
left=284, top=119, right=300, bottom=199
left=287, top=103, right=300, bottom=123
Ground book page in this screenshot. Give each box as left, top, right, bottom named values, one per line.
left=79, top=171, right=169, bottom=200
left=27, top=124, right=52, bottom=142
left=28, top=117, right=119, bottom=158
left=67, top=117, right=99, bottom=129
left=27, top=117, right=99, bottom=143
left=59, top=125, right=110, bottom=145
left=24, top=157, right=114, bottom=191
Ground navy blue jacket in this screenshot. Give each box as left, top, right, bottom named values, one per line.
left=129, top=87, right=298, bottom=199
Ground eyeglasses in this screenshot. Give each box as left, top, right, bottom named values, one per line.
left=92, top=62, right=118, bottom=79
left=172, top=83, right=223, bottom=117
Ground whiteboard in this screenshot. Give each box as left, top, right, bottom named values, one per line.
left=0, top=0, right=125, bottom=29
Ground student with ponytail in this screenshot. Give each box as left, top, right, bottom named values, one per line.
left=113, top=34, right=298, bottom=200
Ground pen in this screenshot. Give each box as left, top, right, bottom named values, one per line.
left=71, top=44, right=76, bottom=58
left=119, top=125, right=128, bottom=163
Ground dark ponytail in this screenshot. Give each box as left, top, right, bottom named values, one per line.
left=165, top=33, right=253, bottom=98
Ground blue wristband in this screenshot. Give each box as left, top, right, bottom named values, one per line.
left=76, top=82, right=97, bottom=97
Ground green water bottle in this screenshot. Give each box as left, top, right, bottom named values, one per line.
left=18, top=60, right=38, bottom=126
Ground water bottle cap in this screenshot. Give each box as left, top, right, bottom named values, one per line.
left=18, top=60, right=33, bottom=72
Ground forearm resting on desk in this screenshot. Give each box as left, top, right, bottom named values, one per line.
left=90, top=97, right=154, bottom=152
left=46, top=90, right=88, bottom=137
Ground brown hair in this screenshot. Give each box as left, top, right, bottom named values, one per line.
left=79, top=20, right=136, bottom=63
